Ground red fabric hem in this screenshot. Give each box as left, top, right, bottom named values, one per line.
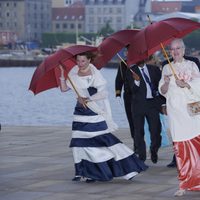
left=174, top=134, right=200, bottom=191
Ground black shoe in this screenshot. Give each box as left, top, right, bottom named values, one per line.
left=72, top=176, right=81, bottom=181
left=167, top=161, right=177, bottom=168
left=85, top=178, right=96, bottom=183
left=151, top=151, right=158, bottom=163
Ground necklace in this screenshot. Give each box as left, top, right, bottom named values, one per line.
left=86, top=75, right=92, bottom=83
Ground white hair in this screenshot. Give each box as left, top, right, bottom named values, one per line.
left=170, top=38, right=185, bottom=49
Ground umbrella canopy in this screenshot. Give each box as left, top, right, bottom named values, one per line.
left=29, top=45, right=98, bottom=95
left=127, top=18, right=200, bottom=66
left=93, top=29, right=140, bottom=69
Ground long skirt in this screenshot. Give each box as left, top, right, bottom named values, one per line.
left=69, top=103, right=148, bottom=181
left=174, top=134, right=200, bottom=190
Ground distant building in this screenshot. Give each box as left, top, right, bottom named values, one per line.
left=0, top=31, right=17, bottom=45
left=52, top=2, right=85, bottom=33
left=84, top=0, right=150, bottom=33
left=151, top=1, right=182, bottom=14
left=182, top=0, right=200, bottom=13
left=152, top=11, right=200, bottom=22
left=52, top=0, right=84, bottom=8
left=0, top=0, right=52, bottom=43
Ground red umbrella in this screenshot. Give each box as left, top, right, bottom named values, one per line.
left=93, top=29, right=140, bottom=69
left=29, top=45, right=98, bottom=95
left=127, top=18, right=200, bottom=66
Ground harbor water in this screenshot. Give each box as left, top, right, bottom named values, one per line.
left=0, top=67, right=169, bottom=146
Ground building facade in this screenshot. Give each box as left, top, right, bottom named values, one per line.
left=84, top=0, right=150, bottom=33
left=52, top=0, right=84, bottom=8
left=52, top=3, right=85, bottom=34
left=0, top=0, right=52, bottom=43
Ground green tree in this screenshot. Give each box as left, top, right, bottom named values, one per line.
left=184, top=30, right=200, bottom=50
left=98, top=21, right=114, bottom=37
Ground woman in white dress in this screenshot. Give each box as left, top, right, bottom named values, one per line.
left=159, top=38, right=200, bottom=196
left=59, top=51, right=148, bottom=183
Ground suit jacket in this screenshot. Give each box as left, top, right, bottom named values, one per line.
left=126, top=64, right=165, bottom=114
left=115, top=60, right=132, bottom=97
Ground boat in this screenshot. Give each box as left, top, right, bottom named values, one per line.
left=0, top=49, right=47, bottom=67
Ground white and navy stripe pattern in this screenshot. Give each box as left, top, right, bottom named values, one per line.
left=70, top=101, right=148, bottom=181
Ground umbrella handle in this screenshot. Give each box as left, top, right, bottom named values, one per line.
left=146, top=15, right=178, bottom=80
left=160, top=43, right=178, bottom=80
left=66, top=74, right=87, bottom=109
left=117, top=53, right=136, bottom=75
left=59, top=62, right=87, bottom=108
left=117, top=53, right=127, bottom=66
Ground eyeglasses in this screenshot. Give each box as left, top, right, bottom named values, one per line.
left=170, top=47, right=184, bottom=51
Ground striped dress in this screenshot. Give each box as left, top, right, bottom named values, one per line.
left=68, top=65, right=148, bottom=181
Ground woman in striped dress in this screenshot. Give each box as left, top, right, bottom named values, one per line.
left=59, top=52, right=148, bottom=183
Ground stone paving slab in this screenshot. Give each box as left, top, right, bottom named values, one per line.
left=0, top=126, right=199, bottom=200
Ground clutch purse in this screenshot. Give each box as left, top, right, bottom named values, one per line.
left=187, top=101, right=200, bottom=116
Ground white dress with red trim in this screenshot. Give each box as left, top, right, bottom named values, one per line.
left=159, top=59, right=200, bottom=191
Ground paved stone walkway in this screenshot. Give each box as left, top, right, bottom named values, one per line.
left=0, top=126, right=199, bottom=200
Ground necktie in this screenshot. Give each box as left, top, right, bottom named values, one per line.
left=141, top=68, right=154, bottom=96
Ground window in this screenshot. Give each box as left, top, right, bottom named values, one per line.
left=56, top=23, right=60, bottom=29
left=70, top=24, right=74, bottom=29
left=78, top=24, right=82, bottom=29
left=116, top=8, right=122, bottom=13
left=116, top=17, right=122, bottom=23
left=63, top=23, right=67, bottom=29
left=89, top=17, right=94, bottom=23
left=89, top=8, right=94, bottom=14
left=98, top=17, right=101, bottom=23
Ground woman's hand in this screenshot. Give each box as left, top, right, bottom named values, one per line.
left=59, top=65, right=64, bottom=72
left=77, top=96, right=90, bottom=108
left=59, top=65, right=65, bottom=78
left=164, top=75, right=171, bottom=83
left=175, top=79, right=191, bottom=89
left=160, top=75, right=171, bottom=94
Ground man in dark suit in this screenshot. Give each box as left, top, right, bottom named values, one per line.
left=162, top=55, right=200, bottom=168
left=126, top=59, right=164, bottom=163
left=115, top=50, right=136, bottom=152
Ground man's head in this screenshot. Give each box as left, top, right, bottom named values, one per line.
left=136, top=60, right=145, bottom=68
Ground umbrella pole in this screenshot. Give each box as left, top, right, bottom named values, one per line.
left=117, top=53, right=127, bottom=66
left=160, top=43, right=178, bottom=80
left=66, top=75, right=87, bottom=108
left=147, top=15, right=178, bottom=79
left=117, top=53, right=134, bottom=73
left=59, top=63, right=87, bottom=108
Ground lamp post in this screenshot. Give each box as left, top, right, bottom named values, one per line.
left=75, top=18, right=78, bottom=44
left=130, top=14, right=134, bottom=29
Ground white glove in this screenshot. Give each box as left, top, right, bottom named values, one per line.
left=116, top=96, right=123, bottom=105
